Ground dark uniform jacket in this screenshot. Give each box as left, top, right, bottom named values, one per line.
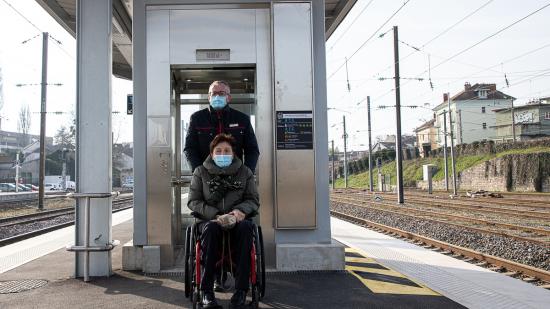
left=184, top=106, right=260, bottom=173
left=187, top=155, right=260, bottom=221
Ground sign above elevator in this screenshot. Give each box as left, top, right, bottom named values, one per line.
left=196, top=49, right=231, bottom=61
left=276, top=111, right=313, bottom=150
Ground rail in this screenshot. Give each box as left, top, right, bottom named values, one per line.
left=65, top=191, right=120, bottom=282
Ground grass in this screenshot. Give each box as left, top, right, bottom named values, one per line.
left=333, top=146, right=550, bottom=189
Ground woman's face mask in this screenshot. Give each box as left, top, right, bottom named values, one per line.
left=212, top=141, right=234, bottom=168
left=213, top=154, right=233, bottom=168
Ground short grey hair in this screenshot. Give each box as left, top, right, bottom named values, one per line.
left=209, top=80, right=231, bottom=94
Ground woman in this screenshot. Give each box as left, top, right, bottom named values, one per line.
left=187, top=133, right=260, bottom=309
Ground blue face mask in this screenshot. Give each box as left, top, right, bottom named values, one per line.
left=210, top=95, right=227, bottom=110
left=213, top=154, right=233, bottom=168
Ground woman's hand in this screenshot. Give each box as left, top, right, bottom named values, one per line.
left=230, top=209, right=246, bottom=222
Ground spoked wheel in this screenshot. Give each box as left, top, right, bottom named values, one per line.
left=258, top=226, right=266, bottom=299
left=184, top=226, right=192, bottom=298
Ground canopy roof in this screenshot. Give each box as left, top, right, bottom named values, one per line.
left=35, top=0, right=357, bottom=80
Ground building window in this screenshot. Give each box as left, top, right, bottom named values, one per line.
left=482, top=123, right=487, bottom=129
left=478, top=89, right=488, bottom=99
left=481, top=106, right=486, bottom=113
left=545, top=111, right=550, bottom=120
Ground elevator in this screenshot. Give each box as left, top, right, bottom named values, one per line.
left=124, top=1, right=344, bottom=272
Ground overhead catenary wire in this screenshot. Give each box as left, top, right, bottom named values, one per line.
left=327, top=0, right=412, bottom=80
left=0, top=0, right=42, bottom=33
left=365, top=0, right=496, bottom=85
left=373, top=40, right=550, bottom=107
left=327, top=0, right=376, bottom=53
left=394, top=2, right=550, bottom=95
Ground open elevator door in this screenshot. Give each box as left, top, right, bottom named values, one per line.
left=170, top=66, right=257, bottom=249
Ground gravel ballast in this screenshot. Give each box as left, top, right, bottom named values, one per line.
left=331, top=201, right=550, bottom=271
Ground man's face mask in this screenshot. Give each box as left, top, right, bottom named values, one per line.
left=213, top=154, right=233, bottom=168
left=210, top=95, right=227, bottom=110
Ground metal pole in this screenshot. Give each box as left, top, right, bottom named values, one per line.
left=331, top=140, right=335, bottom=190
left=442, top=111, right=449, bottom=191
left=61, top=149, right=67, bottom=191
left=15, top=153, right=20, bottom=192
left=84, top=197, right=90, bottom=282
left=447, top=94, right=457, bottom=196
left=457, top=109, right=463, bottom=144
left=511, top=99, right=516, bottom=142
left=38, top=32, right=48, bottom=210
left=367, top=96, right=374, bottom=192
left=393, top=26, right=404, bottom=204
left=343, top=115, right=348, bottom=189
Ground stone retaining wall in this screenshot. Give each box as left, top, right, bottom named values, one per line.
left=417, top=153, right=550, bottom=192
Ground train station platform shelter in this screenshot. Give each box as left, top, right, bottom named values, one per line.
left=35, top=0, right=359, bottom=279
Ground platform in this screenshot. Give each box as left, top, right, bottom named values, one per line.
left=332, top=217, right=550, bottom=309
left=1, top=213, right=547, bottom=308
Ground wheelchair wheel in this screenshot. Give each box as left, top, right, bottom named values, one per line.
left=258, top=226, right=266, bottom=299
left=252, top=225, right=266, bottom=301
left=184, top=226, right=192, bottom=298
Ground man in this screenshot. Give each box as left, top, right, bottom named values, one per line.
left=184, top=80, right=259, bottom=173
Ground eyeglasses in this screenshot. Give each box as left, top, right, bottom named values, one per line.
left=209, top=91, right=228, bottom=96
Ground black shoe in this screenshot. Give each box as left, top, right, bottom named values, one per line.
left=213, top=280, right=224, bottom=292
left=230, top=289, right=247, bottom=308
left=201, top=290, right=219, bottom=309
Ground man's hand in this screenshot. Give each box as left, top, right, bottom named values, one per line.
left=230, top=209, right=246, bottom=222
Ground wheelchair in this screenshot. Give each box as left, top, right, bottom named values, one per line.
left=184, top=214, right=266, bottom=309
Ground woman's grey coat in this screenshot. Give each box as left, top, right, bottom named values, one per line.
left=187, top=155, right=260, bottom=220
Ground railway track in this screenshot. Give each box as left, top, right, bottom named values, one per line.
left=345, top=190, right=550, bottom=219
left=331, top=209, right=550, bottom=288
left=374, top=190, right=550, bottom=211
left=0, top=196, right=134, bottom=247
left=330, top=194, right=550, bottom=245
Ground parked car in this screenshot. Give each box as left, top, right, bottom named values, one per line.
left=0, top=183, right=17, bottom=192
left=122, top=180, right=134, bottom=189
left=17, top=184, right=32, bottom=192
left=44, top=183, right=60, bottom=191
left=30, top=184, right=39, bottom=191
left=66, top=181, right=76, bottom=191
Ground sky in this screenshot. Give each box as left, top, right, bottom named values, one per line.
left=0, top=0, right=133, bottom=143
left=1, top=0, right=549, bottom=149
left=326, top=0, right=550, bottom=151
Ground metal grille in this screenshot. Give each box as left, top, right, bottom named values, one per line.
left=0, top=279, right=48, bottom=294
left=144, top=272, right=185, bottom=278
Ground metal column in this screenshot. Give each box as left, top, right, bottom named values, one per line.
left=75, top=0, right=113, bottom=278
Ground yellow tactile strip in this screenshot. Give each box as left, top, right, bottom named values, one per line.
left=345, top=247, right=440, bottom=296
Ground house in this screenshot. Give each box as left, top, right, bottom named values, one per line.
left=433, top=83, right=515, bottom=146
left=493, top=99, right=550, bottom=141
left=371, top=135, right=416, bottom=152
left=0, top=130, right=52, bottom=152
left=113, top=143, right=134, bottom=187
left=414, top=118, right=437, bottom=157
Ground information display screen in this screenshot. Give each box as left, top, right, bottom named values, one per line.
left=276, top=111, right=313, bottom=150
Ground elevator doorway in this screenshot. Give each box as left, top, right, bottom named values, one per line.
left=170, top=66, right=257, bottom=252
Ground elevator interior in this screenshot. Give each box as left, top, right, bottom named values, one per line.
left=170, top=66, right=258, bottom=251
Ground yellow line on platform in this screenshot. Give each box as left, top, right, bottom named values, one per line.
left=347, top=269, right=441, bottom=295
left=345, top=247, right=440, bottom=296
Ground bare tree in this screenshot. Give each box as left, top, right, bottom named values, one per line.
left=17, top=104, right=31, bottom=146
left=54, top=125, right=75, bottom=149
